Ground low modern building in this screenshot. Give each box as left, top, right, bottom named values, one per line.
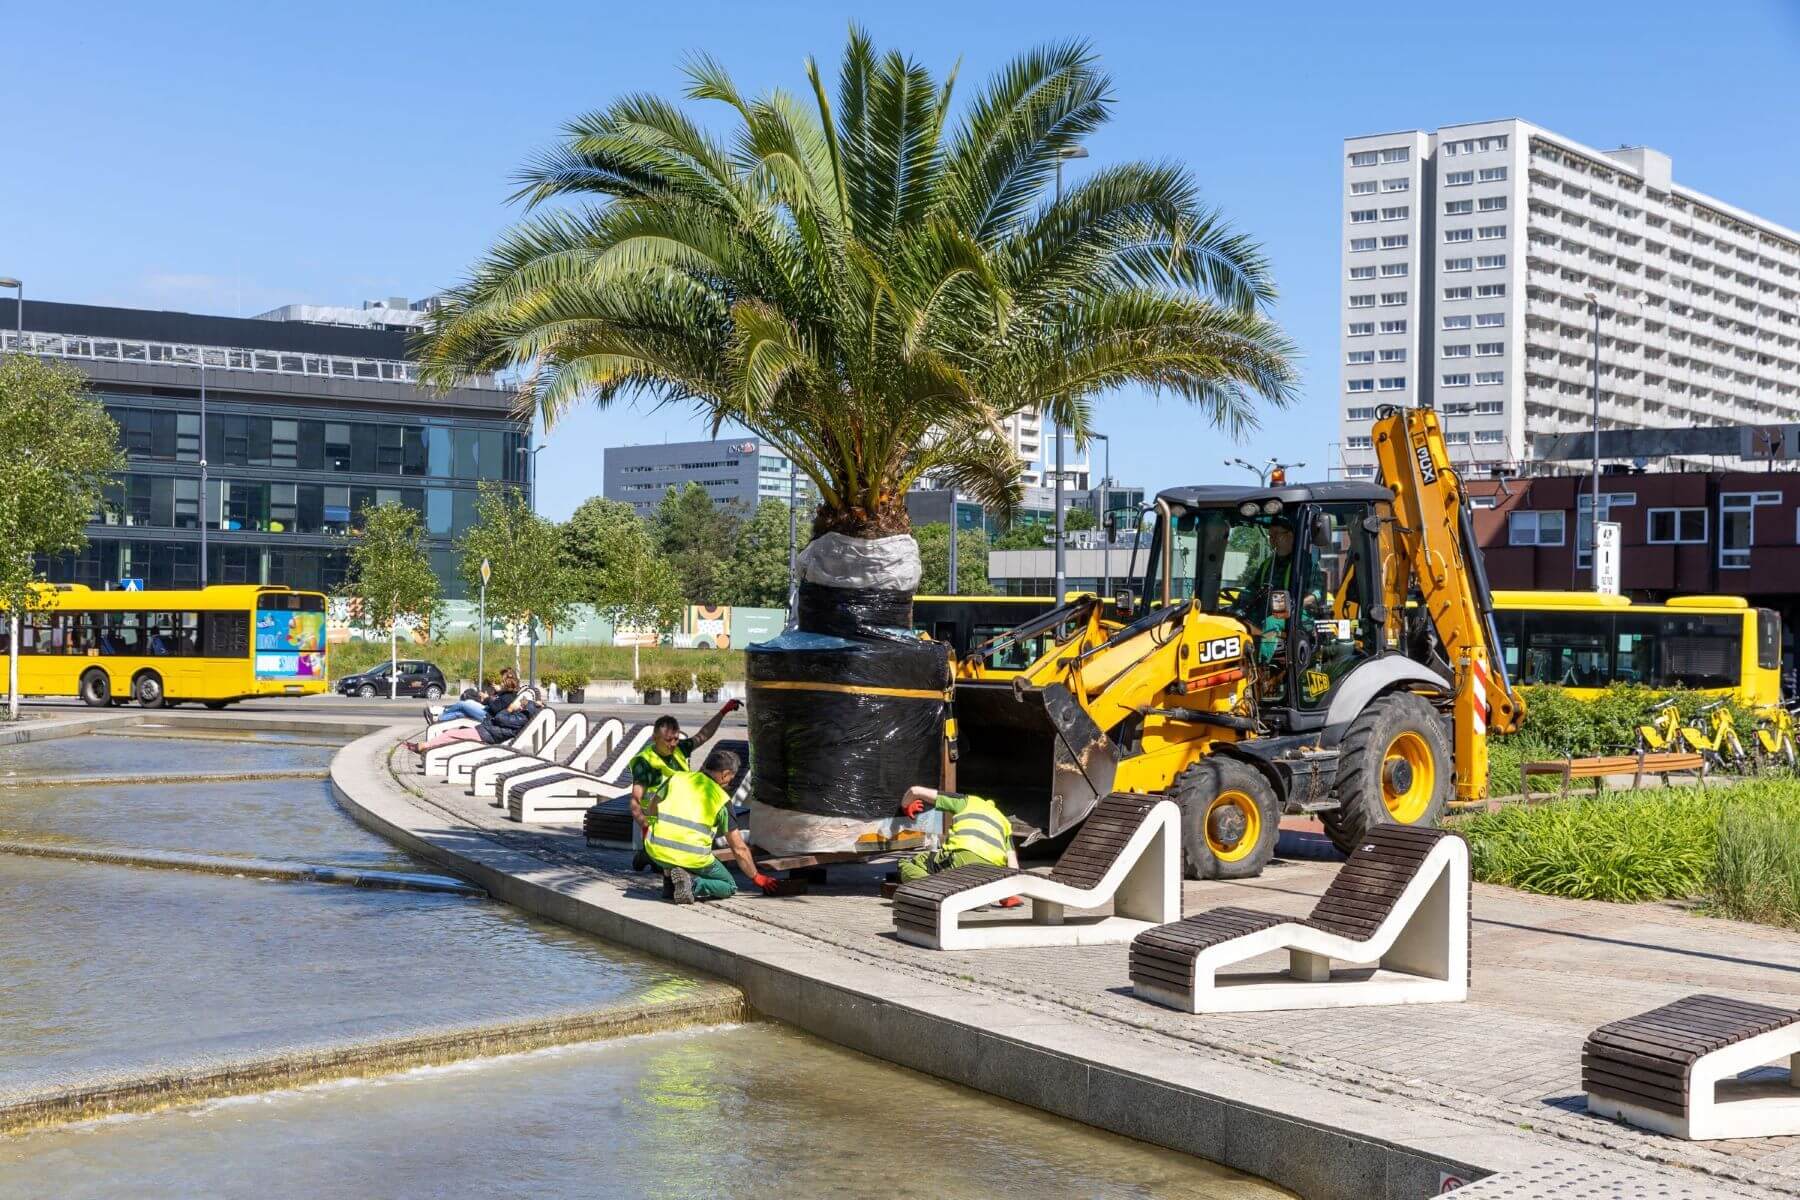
left=1337, top=119, right=1800, bottom=479
left=602, top=437, right=814, bottom=517
left=5, top=297, right=526, bottom=597
left=906, top=483, right=1145, bottom=538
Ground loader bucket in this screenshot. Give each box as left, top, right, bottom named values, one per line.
left=952, top=680, right=1118, bottom=841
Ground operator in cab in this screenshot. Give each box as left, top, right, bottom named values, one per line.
left=1254, top=520, right=1298, bottom=666
left=895, top=786, right=1023, bottom=906
left=640, top=747, right=780, bottom=903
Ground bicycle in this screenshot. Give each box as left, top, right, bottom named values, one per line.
left=1688, top=700, right=1750, bottom=772
left=1634, top=697, right=1685, bottom=755
left=1752, top=701, right=1799, bottom=771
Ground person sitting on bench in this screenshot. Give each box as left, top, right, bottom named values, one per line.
left=407, top=685, right=542, bottom=753
left=896, top=786, right=1022, bottom=906
left=642, top=748, right=777, bottom=903
left=429, top=667, right=520, bottom=725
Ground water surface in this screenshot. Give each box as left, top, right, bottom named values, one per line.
left=0, top=733, right=336, bottom=780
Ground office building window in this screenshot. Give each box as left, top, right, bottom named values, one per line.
left=1474, top=400, right=1505, bottom=414
left=1348, top=322, right=1374, bottom=336
left=1476, top=312, right=1505, bottom=327
left=1478, top=195, right=1507, bottom=212
left=1380, top=147, right=1409, bottom=163
left=1381, top=206, right=1409, bottom=221
left=1379, top=319, right=1408, bottom=334
left=1350, top=237, right=1377, bottom=251
left=1478, top=166, right=1508, bottom=182
left=1478, top=225, right=1506, bottom=240
left=1349, top=151, right=1379, bottom=167
left=1382, top=177, right=1410, bottom=192
left=1476, top=283, right=1507, bottom=297
left=1378, top=376, right=1406, bottom=391
left=1379, top=291, right=1407, bottom=306
left=1345, top=406, right=1376, bottom=420
left=1475, top=370, right=1504, bottom=384
left=1345, top=350, right=1375, bottom=364
left=1477, top=254, right=1506, bottom=269
left=1443, top=286, right=1472, bottom=301
left=1446, top=228, right=1473, bottom=243
left=1349, top=265, right=1376, bottom=279
left=1346, top=435, right=1373, bottom=449
left=1349, top=293, right=1375, bottom=308
left=1443, top=314, right=1472, bottom=329
left=1347, top=378, right=1375, bottom=392
left=1445, top=170, right=1473, bottom=186
left=1719, top=492, right=1779, bottom=569
left=1442, top=373, right=1471, bottom=387
left=1350, top=180, right=1377, bottom=195
left=1350, top=209, right=1377, bottom=224
left=1577, top=493, right=1637, bottom=568
left=1381, top=234, right=1409, bottom=248
left=1474, top=430, right=1505, bottom=444
left=1476, top=342, right=1504, bottom=356
left=1509, top=510, right=1564, bottom=546
left=1444, top=344, right=1472, bottom=358
left=1647, top=508, right=1706, bottom=544
left=1446, top=257, right=1472, bottom=272
left=1378, top=348, right=1407, bottom=362
left=1445, top=199, right=1474, bottom=215
left=1380, top=262, right=1408, bottom=277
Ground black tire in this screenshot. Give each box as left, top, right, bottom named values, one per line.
left=358, top=684, right=377, bottom=698
left=425, top=684, right=444, bottom=700
left=204, top=700, right=231, bottom=710
left=1323, top=691, right=1451, bottom=856
left=79, top=669, right=112, bottom=708
left=133, top=671, right=166, bottom=709
left=1170, top=757, right=1281, bottom=881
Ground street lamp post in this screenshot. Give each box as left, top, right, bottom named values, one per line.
left=946, top=485, right=959, bottom=596
left=478, top=557, right=491, bottom=688
left=1050, top=146, right=1089, bottom=602
left=1585, top=291, right=1602, bottom=588
left=2, top=277, right=20, bottom=722
left=1091, top=432, right=1111, bottom=600
left=198, top=356, right=209, bottom=587
left=785, top=456, right=799, bottom=627
left=517, top=440, right=548, bottom=686
left=1224, top=457, right=1305, bottom=487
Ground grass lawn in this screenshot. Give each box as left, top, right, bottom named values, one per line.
left=328, top=637, right=744, bottom=684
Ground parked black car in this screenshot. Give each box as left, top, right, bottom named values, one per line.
left=336, top=660, right=448, bottom=699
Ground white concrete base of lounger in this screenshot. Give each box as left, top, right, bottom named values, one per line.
left=1588, top=1041, right=1800, bottom=1141
left=488, top=719, right=627, bottom=806
left=466, top=713, right=593, bottom=798
left=504, top=724, right=654, bottom=824
left=421, top=708, right=558, bottom=779
left=894, top=796, right=1181, bottom=952
left=1133, top=827, right=1468, bottom=1014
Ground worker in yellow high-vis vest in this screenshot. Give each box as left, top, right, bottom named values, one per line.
left=895, top=786, right=1021, bottom=899
left=641, top=746, right=778, bottom=904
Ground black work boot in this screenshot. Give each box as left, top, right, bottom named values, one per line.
left=668, top=867, right=695, bottom=905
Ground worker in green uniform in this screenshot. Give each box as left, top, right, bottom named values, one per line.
left=641, top=747, right=779, bottom=903
left=894, top=786, right=1021, bottom=904
left=629, top=702, right=740, bottom=870
left=1256, top=521, right=1297, bottom=664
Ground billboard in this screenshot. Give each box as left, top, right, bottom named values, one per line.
left=256, top=608, right=327, bottom=680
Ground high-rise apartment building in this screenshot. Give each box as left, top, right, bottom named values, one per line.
left=1337, top=120, right=1800, bottom=480
left=1006, top=410, right=1089, bottom=489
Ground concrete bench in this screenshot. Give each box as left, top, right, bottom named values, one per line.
left=892, top=793, right=1181, bottom=951
left=420, top=708, right=558, bottom=779
left=1131, top=824, right=1468, bottom=1014
left=481, top=718, right=624, bottom=806
left=1584, top=993, right=1800, bottom=1140
left=584, top=738, right=753, bottom=848
left=466, top=712, right=594, bottom=799
left=1521, top=751, right=1706, bottom=798
left=502, top=723, right=653, bottom=824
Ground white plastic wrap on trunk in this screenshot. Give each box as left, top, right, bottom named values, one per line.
left=748, top=800, right=888, bottom=856
left=796, top=532, right=921, bottom=591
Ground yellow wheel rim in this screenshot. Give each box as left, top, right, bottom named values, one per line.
left=1382, top=731, right=1434, bottom=823
left=1204, top=790, right=1262, bottom=862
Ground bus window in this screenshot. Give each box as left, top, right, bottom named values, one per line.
left=1658, top=614, right=1739, bottom=689
left=1614, top=617, right=1656, bottom=685
left=1520, top=612, right=1610, bottom=687
left=1492, top=610, right=1523, bottom=677
left=1757, top=609, right=1781, bottom=672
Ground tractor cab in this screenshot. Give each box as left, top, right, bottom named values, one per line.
left=1131, top=481, right=1397, bottom=731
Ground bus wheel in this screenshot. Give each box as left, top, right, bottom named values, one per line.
left=79, top=669, right=112, bottom=708
left=204, top=700, right=231, bottom=710
left=133, top=672, right=166, bottom=709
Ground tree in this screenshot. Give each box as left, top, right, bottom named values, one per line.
left=913, top=522, right=993, bottom=595
left=340, top=502, right=442, bottom=699
left=562, top=494, right=642, bottom=604
left=993, top=522, right=1049, bottom=551
left=716, top=499, right=793, bottom=607
left=1063, top=507, right=1097, bottom=532
left=592, top=518, right=685, bottom=678
left=456, top=483, right=578, bottom=676
left=419, top=31, right=1295, bottom=553
left=0, top=356, right=124, bottom=719
left=655, top=482, right=740, bottom=603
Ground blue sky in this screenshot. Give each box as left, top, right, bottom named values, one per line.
left=4, top=0, right=1797, bottom=518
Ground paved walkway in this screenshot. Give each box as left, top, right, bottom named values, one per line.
left=358, top=728, right=1800, bottom=1198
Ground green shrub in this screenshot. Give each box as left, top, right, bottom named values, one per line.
left=546, top=669, right=588, bottom=694
left=695, top=666, right=726, bottom=694
left=661, top=667, right=693, bottom=695
left=1454, top=789, right=1724, bottom=902
left=1709, top=785, right=1800, bottom=930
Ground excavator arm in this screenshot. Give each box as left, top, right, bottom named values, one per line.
left=1371, top=404, right=1525, bottom=803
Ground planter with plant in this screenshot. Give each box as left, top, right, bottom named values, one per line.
left=549, top=670, right=588, bottom=705
left=696, top=666, right=726, bottom=704
left=637, top=675, right=662, bottom=706
left=664, top=668, right=691, bottom=705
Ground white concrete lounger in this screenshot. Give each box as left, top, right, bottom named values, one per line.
left=478, top=718, right=624, bottom=805
left=441, top=708, right=564, bottom=785
left=1584, top=994, right=1800, bottom=1140
left=891, top=793, right=1181, bottom=951
left=421, top=708, right=558, bottom=780
left=1130, top=824, right=1468, bottom=1014
left=466, top=712, right=593, bottom=798
left=503, top=723, right=653, bottom=823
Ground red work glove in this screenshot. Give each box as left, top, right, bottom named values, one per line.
left=997, top=896, right=1024, bottom=909
left=753, top=873, right=780, bottom=895
left=722, top=698, right=743, bottom=715
left=899, top=797, right=928, bottom=820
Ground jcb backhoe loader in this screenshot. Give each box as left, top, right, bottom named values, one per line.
left=951, top=404, right=1523, bottom=879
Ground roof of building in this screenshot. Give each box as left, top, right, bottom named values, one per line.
left=2, top=299, right=413, bottom=359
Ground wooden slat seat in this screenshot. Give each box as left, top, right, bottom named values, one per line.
left=1521, top=751, right=1707, bottom=798
left=1131, top=824, right=1469, bottom=1014
left=1583, top=993, right=1800, bottom=1139
left=890, top=792, right=1181, bottom=951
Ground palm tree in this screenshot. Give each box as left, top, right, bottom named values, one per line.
left=419, top=30, right=1297, bottom=544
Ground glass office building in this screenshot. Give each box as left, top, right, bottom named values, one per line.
left=7, top=298, right=527, bottom=597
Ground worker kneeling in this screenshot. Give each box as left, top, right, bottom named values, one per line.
left=641, top=748, right=779, bottom=904
left=896, top=786, right=1023, bottom=907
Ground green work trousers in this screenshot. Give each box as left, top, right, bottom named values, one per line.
left=680, top=859, right=737, bottom=901
left=897, top=848, right=990, bottom=883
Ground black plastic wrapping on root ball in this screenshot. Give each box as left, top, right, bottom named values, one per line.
left=795, top=581, right=913, bottom=638
left=747, top=628, right=949, bottom=822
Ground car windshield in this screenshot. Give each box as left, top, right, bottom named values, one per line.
left=1145, top=507, right=1297, bottom=619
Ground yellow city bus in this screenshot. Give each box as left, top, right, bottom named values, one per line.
left=0, top=584, right=329, bottom=708
left=1491, top=591, right=1783, bottom=706
left=911, top=595, right=1060, bottom=668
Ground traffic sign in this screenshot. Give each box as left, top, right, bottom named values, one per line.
left=119, top=578, right=144, bottom=592
left=1594, top=522, right=1621, bottom=596
left=480, top=558, right=492, bottom=585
